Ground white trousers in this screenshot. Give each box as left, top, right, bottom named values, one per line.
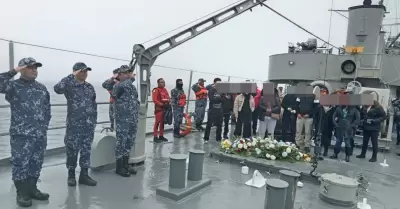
left=258, top=116, right=277, bottom=139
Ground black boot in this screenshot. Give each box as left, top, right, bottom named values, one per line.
left=323, top=147, right=328, bottom=157
left=123, top=156, right=137, bottom=175
left=330, top=153, right=338, bottom=159
left=196, top=124, right=204, bottom=131
left=369, top=152, right=377, bottom=162
left=159, top=136, right=168, bottom=142
left=115, top=158, right=130, bottom=177
left=356, top=154, right=366, bottom=158
left=173, top=128, right=181, bottom=138
left=78, top=168, right=97, bottom=186
left=345, top=147, right=351, bottom=162
left=67, top=169, right=76, bottom=186
left=397, top=139, right=400, bottom=145
left=14, top=180, right=32, bottom=207
left=153, top=136, right=162, bottom=143
left=28, top=177, right=49, bottom=200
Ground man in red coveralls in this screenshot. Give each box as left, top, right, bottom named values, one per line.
left=152, top=78, right=171, bottom=143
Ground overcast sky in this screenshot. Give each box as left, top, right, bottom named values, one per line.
left=0, top=0, right=399, bottom=85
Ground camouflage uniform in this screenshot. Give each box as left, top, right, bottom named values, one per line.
left=112, top=77, right=139, bottom=159
left=109, top=101, right=115, bottom=129
left=54, top=62, right=97, bottom=187
left=171, top=87, right=185, bottom=137
left=104, top=68, right=120, bottom=131
left=0, top=57, right=51, bottom=207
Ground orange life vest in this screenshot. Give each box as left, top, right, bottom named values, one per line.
left=195, top=85, right=208, bottom=100
left=108, top=90, right=114, bottom=103
left=152, top=87, right=170, bottom=111
left=179, top=93, right=186, bottom=107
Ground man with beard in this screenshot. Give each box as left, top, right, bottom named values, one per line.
left=171, top=79, right=186, bottom=138
left=0, top=58, right=51, bottom=207
left=54, top=62, right=98, bottom=187
left=103, top=65, right=139, bottom=177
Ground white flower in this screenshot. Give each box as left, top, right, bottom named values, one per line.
left=247, top=142, right=252, bottom=147
left=287, top=107, right=292, bottom=111
left=282, top=152, right=288, bottom=157
left=286, top=148, right=292, bottom=154
left=232, top=143, right=237, bottom=148
left=255, top=148, right=262, bottom=155
left=273, top=140, right=278, bottom=144
left=285, top=142, right=291, bottom=146
left=270, top=155, right=276, bottom=160
left=291, top=143, right=297, bottom=148
left=252, top=137, right=258, bottom=142
left=259, top=139, right=266, bottom=144
left=269, top=144, right=275, bottom=149
left=265, top=154, right=271, bottom=159
left=238, top=144, right=243, bottom=149
left=291, top=110, right=296, bottom=114
left=298, top=152, right=303, bottom=158
left=243, top=144, right=248, bottom=149
left=296, top=155, right=300, bottom=161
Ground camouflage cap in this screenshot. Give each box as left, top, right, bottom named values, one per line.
left=112, top=68, right=120, bottom=74
left=198, top=78, right=206, bottom=82
left=18, top=57, right=42, bottom=68
left=73, top=62, right=92, bottom=71
left=119, top=65, right=130, bottom=73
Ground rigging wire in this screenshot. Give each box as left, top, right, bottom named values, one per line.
left=0, top=38, right=255, bottom=80
left=140, top=0, right=244, bottom=45
left=256, top=0, right=340, bottom=50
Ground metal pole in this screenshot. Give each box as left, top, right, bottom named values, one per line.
left=9, top=41, right=14, bottom=70
left=264, top=178, right=289, bottom=209
left=169, top=154, right=187, bottom=189
left=187, top=149, right=205, bottom=181
left=228, top=76, right=231, bottom=81
left=186, top=70, right=193, bottom=114
left=279, top=170, right=300, bottom=209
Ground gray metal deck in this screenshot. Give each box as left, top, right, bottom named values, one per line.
left=0, top=131, right=399, bottom=209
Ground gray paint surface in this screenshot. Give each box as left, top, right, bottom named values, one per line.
left=0, top=131, right=399, bottom=209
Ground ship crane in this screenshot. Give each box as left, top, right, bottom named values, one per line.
left=125, top=0, right=268, bottom=164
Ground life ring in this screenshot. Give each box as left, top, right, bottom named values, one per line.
left=180, top=113, right=192, bottom=137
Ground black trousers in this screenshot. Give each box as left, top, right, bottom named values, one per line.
left=234, top=112, right=252, bottom=138
left=281, top=111, right=296, bottom=143
left=252, top=107, right=259, bottom=134
left=204, top=109, right=223, bottom=141
left=321, top=131, right=332, bottom=149
left=361, top=130, right=379, bottom=157
left=223, top=113, right=231, bottom=137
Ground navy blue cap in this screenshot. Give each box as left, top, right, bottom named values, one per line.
left=73, top=62, right=92, bottom=71
left=18, top=57, right=42, bottom=68
left=113, top=68, right=120, bottom=74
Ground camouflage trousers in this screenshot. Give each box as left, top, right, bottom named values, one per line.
left=115, top=120, right=137, bottom=159
left=64, top=126, right=95, bottom=170
left=10, top=135, right=47, bottom=181
left=194, top=99, right=207, bottom=125
left=173, top=107, right=184, bottom=130
left=109, top=103, right=115, bottom=129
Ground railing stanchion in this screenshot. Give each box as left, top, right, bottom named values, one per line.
left=9, top=41, right=14, bottom=71
left=186, top=70, right=193, bottom=114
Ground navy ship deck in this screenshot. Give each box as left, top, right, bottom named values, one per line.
left=0, top=131, right=399, bottom=209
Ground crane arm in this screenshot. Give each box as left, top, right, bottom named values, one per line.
left=130, top=0, right=267, bottom=104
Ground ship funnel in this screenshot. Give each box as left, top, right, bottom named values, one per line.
left=346, top=4, right=386, bottom=68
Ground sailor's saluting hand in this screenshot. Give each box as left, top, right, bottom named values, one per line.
left=13, top=65, right=27, bottom=72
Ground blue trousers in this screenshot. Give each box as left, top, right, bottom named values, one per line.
left=64, top=126, right=95, bottom=169
left=115, top=120, right=137, bottom=159
left=11, top=135, right=47, bottom=181
left=334, top=136, right=351, bottom=154
left=173, top=107, right=184, bottom=130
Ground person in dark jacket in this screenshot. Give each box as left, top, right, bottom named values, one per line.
left=258, top=88, right=281, bottom=139
left=204, top=78, right=223, bottom=142
left=221, top=92, right=234, bottom=139
left=331, top=105, right=360, bottom=162
left=392, top=99, right=400, bottom=145
left=312, top=89, right=336, bottom=159
left=356, top=92, right=386, bottom=162
left=295, top=89, right=317, bottom=153
left=281, top=93, right=298, bottom=142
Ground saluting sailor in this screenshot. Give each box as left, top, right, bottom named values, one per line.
left=0, top=57, right=51, bottom=207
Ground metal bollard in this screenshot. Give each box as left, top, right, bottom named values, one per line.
left=279, top=170, right=300, bottom=209
left=169, top=154, right=188, bottom=189
left=264, top=178, right=289, bottom=209
left=187, top=149, right=205, bottom=181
